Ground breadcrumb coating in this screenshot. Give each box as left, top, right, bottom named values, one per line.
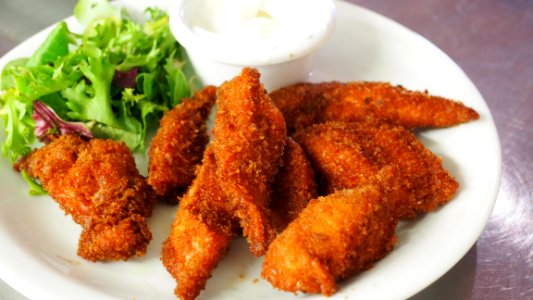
left=161, top=146, right=238, bottom=300
left=262, top=184, right=399, bottom=296
left=213, top=68, right=286, bottom=256
left=148, top=86, right=217, bottom=203
left=270, top=81, right=479, bottom=134
left=270, top=137, right=317, bottom=232
left=15, top=134, right=155, bottom=261
left=294, top=122, right=459, bottom=219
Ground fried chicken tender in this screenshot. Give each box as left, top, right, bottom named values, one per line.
left=161, top=146, right=239, bottom=300
left=148, top=86, right=217, bottom=203
left=270, top=137, right=317, bottom=232
left=261, top=182, right=399, bottom=296
left=213, top=68, right=286, bottom=256
left=15, top=134, right=155, bottom=261
left=294, top=122, right=459, bottom=219
left=294, top=123, right=380, bottom=196
left=270, top=82, right=480, bottom=134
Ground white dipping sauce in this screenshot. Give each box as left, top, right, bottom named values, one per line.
left=170, top=0, right=335, bottom=89
left=180, top=0, right=334, bottom=65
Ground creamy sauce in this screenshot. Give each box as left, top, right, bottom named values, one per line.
left=190, top=0, right=282, bottom=39
left=181, top=0, right=330, bottom=64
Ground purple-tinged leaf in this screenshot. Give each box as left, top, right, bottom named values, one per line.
left=32, top=100, right=93, bottom=143
left=112, top=68, right=138, bottom=89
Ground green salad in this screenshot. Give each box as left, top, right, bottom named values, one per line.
left=0, top=0, right=197, bottom=165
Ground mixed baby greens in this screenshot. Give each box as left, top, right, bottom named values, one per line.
left=0, top=0, right=197, bottom=165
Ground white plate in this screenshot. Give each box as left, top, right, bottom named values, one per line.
left=0, top=1, right=501, bottom=299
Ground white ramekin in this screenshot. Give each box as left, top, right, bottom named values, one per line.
left=169, top=0, right=336, bottom=91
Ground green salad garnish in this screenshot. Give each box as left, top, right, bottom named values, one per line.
left=0, top=0, right=197, bottom=163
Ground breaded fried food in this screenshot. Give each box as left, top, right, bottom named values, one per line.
left=261, top=184, right=399, bottom=296
left=148, top=86, right=217, bottom=203
left=161, top=146, right=238, bottom=300
left=15, top=134, right=155, bottom=261
left=270, top=137, right=317, bottom=232
left=213, top=68, right=286, bottom=256
left=352, top=122, right=459, bottom=218
left=294, top=122, right=459, bottom=219
left=270, top=82, right=480, bottom=134
left=294, top=123, right=380, bottom=196
left=269, top=82, right=335, bottom=135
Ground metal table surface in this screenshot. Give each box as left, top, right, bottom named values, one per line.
left=0, top=0, right=531, bottom=299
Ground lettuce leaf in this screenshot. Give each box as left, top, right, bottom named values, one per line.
left=74, top=0, right=120, bottom=26
left=26, top=22, right=71, bottom=68
left=20, top=170, right=48, bottom=196
left=0, top=0, right=196, bottom=165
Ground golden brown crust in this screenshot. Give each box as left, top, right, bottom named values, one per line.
left=294, top=123, right=380, bottom=195
left=78, top=214, right=152, bottom=261
left=148, top=86, right=217, bottom=203
left=350, top=122, right=459, bottom=218
left=14, top=134, right=85, bottom=194
left=268, top=83, right=335, bottom=134
left=294, top=122, right=459, bottom=219
left=270, top=137, right=317, bottom=232
left=270, top=82, right=479, bottom=134
left=161, top=146, right=238, bottom=300
left=213, top=68, right=287, bottom=256
left=15, top=135, right=155, bottom=261
left=261, top=186, right=398, bottom=296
